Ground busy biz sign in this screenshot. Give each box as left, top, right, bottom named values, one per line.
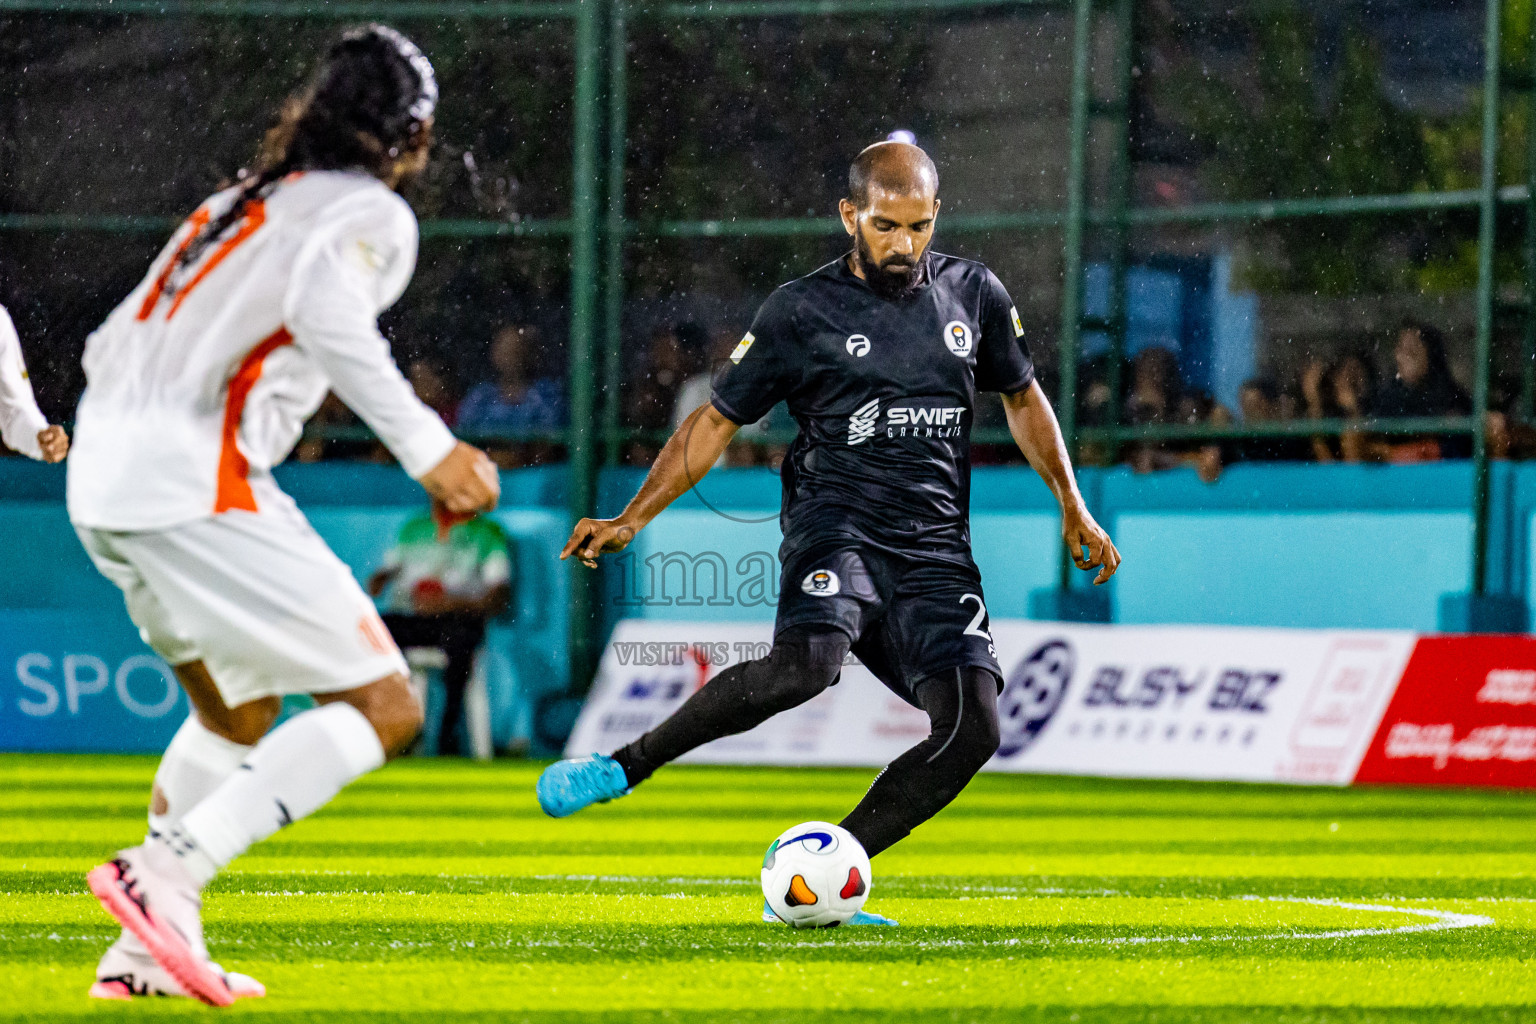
left=986, top=623, right=1415, bottom=784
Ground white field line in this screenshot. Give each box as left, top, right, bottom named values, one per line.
left=774, top=896, right=1494, bottom=950
left=4, top=895, right=1498, bottom=954
left=263, top=880, right=1498, bottom=948
left=533, top=874, right=752, bottom=886
left=531, top=875, right=1127, bottom=896
left=1030, top=897, right=1495, bottom=948
left=211, top=874, right=1510, bottom=949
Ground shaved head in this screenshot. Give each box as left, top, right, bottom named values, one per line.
left=848, top=140, right=939, bottom=208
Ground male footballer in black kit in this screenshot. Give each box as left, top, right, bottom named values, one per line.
left=537, top=140, right=1121, bottom=924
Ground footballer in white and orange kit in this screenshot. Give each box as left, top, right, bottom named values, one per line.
left=68, top=26, right=499, bottom=1005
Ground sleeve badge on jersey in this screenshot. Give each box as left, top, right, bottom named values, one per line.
left=729, top=332, right=755, bottom=364
left=352, top=239, right=395, bottom=275
left=1010, top=306, right=1024, bottom=338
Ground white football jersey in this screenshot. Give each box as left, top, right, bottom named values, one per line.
left=0, top=303, right=49, bottom=461
left=67, top=170, right=456, bottom=531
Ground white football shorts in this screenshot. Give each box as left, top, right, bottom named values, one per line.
left=77, top=500, right=407, bottom=708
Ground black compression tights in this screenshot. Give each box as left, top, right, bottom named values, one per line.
left=837, top=666, right=1001, bottom=856
left=614, top=625, right=850, bottom=785
left=612, top=628, right=1001, bottom=858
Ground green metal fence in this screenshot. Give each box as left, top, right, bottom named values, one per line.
left=597, top=0, right=1526, bottom=621
left=0, top=0, right=1530, bottom=680
left=0, top=0, right=608, bottom=676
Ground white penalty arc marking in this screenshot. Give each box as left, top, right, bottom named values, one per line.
left=1039, top=897, right=1493, bottom=949
left=529, top=877, right=1496, bottom=946
left=786, top=897, right=1494, bottom=950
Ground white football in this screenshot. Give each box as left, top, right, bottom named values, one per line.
left=760, top=821, right=872, bottom=928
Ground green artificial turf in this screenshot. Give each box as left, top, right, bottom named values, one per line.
left=2, top=755, right=1534, bottom=1023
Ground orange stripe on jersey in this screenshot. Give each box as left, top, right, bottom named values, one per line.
left=136, top=208, right=212, bottom=322
left=357, top=612, right=397, bottom=657
left=166, top=200, right=267, bottom=320
left=213, top=327, right=293, bottom=514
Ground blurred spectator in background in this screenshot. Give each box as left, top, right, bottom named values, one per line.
left=458, top=325, right=566, bottom=468
left=1332, top=352, right=1378, bottom=423
left=1065, top=355, right=1115, bottom=468
left=368, top=504, right=513, bottom=757
left=671, top=326, right=730, bottom=428
left=1485, top=406, right=1536, bottom=461
left=1124, top=347, right=1199, bottom=474
left=292, top=392, right=385, bottom=464
left=408, top=358, right=458, bottom=427
left=624, top=322, right=699, bottom=464
left=459, top=325, right=565, bottom=430
left=672, top=326, right=776, bottom=466
left=1124, top=346, right=1180, bottom=428
left=1483, top=380, right=1536, bottom=461
left=1301, top=352, right=1376, bottom=462
left=1227, top=377, right=1311, bottom=463
left=1369, top=321, right=1471, bottom=462
left=1176, top=388, right=1226, bottom=483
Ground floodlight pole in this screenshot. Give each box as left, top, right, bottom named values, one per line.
left=601, top=0, right=630, bottom=469
left=1523, top=5, right=1536, bottom=423
left=1470, top=0, right=1502, bottom=600
left=1055, top=0, right=1093, bottom=592
left=567, top=0, right=605, bottom=687
left=1103, top=0, right=1134, bottom=464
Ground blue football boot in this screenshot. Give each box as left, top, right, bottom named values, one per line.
left=536, top=754, right=631, bottom=818
left=760, top=899, right=898, bottom=926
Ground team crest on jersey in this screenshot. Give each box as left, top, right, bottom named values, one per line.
left=801, top=570, right=841, bottom=596
left=1010, top=306, right=1024, bottom=338
left=943, top=320, right=974, bottom=357
left=847, top=398, right=880, bottom=445
left=730, top=332, right=755, bottom=364
left=846, top=334, right=871, bottom=357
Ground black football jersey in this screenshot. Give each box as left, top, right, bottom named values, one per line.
left=710, top=251, right=1034, bottom=556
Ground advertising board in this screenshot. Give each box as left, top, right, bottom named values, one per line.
left=566, top=620, right=1420, bottom=784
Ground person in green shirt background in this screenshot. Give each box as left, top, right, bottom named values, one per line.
left=368, top=503, right=513, bottom=755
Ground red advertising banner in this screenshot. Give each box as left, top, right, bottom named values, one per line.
left=1354, top=636, right=1536, bottom=788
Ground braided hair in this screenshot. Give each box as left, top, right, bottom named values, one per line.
left=167, top=24, right=437, bottom=290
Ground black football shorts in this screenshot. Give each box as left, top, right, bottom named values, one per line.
left=775, top=541, right=1003, bottom=706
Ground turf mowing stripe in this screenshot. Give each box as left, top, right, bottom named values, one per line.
left=17, top=814, right=1536, bottom=843
left=14, top=840, right=1536, bottom=860
left=11, top=1008, right=1536, bottom=1024
left=12, top=958, right=1536, bottom=1014
left=8, top=871, right=1536, bottom=900
left=15, top=851, right=1535, bottom=881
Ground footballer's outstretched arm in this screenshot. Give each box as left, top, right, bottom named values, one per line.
left=562, top=402, right=740, bottom=568
left=1002, top=380, right=1121, bottom=585
left=286, top=197, right=498, bottom=516
left=0, top=306, right=67, bottom=463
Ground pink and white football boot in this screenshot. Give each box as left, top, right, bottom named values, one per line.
left=89, top=937, right=265, bottom=1001
left=85, top=842, right=235, bottom=1007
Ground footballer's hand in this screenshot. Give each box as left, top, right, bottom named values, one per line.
left=36, top=425, right=67, bottom=463
left=1063, top=500, right=1121, bottom=585
left=421, top=442, right=500, bottom=515
left=562, top=517, right=638, bottom=569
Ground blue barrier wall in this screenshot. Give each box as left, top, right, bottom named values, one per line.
left=596, top=461, right=1530, bottom=634
left=0, top=463, right=570, bottom=753
left=1, top=459, right=1531, bottom=752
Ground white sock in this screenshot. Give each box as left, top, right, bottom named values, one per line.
left=168, top=703, right=385, bottom=887
left=109, top=716, right=253, bottom=962
left=147, top=715, right=254, bottom=838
